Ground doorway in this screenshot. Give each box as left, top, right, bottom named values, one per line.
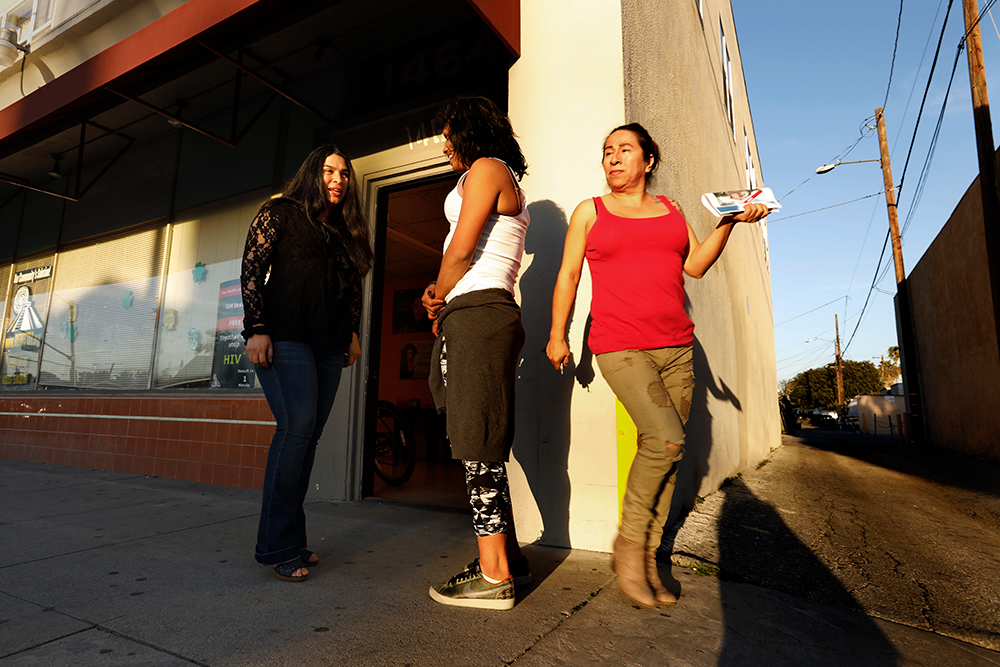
left=363, top=172, right=466, bottom=509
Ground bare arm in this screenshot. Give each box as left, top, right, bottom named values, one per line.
left=545, top=199, right=596, bottom=370
left=241, top=205, right=281, bottom=367
left=683, top=202, right=769, bottom=278
left=431, top=159, right=516, bottom=304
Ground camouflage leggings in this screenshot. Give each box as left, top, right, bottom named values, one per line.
left=463, top=461, right=511, bottom=537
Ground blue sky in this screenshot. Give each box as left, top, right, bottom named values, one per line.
left=731, top=0, right=1000, bottom=384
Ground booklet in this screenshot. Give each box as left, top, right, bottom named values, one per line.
left=701, top=188, right=781, bottom=217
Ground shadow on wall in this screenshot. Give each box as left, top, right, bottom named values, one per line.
left=713, top=482, right=899, bottom=665
left=515, top=199, right=577, bottom=547
left=664, top=338, right=743, bottom=543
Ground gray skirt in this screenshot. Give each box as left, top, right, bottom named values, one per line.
left=429, top=288, right=524, bottom=462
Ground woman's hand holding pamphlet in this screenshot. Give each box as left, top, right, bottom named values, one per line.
left=701, top=188, right=781, bottom=218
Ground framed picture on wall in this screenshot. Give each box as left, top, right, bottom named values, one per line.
left=392, top=287, right=433, bottom=334
left=400, top=340, right=432, bottom=379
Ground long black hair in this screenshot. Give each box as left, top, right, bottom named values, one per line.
left=433, top=96, right=528, bottom=180
left=284, top=144, right=374, bottom=277
left=604, top=123, right=660, bottom=183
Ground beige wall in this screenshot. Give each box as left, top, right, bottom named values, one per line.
left=907, top=155, right=1000, bottom=459
left=856, top=395, right=907, bottom=438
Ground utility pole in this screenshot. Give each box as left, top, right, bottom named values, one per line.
left=835, top=314, right=844, bottom=407
left=876, top=108, right=905, bottom=284
left=876, top=107, right=922, bottom=443
left=963, top=0, right=1000, bottom=362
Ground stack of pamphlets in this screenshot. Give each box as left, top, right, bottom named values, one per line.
left=701, top=188, right=781, bottom=217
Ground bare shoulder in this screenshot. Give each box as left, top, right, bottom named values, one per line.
left=570, top=198, right=598, bottom=223
left=467, top=157, right=510, bottom=180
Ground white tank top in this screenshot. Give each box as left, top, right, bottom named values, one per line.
left=442, top=158, right=530, bottom=300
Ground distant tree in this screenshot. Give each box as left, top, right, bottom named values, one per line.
left=877, top=346, right=901, bottom=388
left=778, top=378, right=795, bottom=398
left=787, top=360, right=883, bottom=409
left=842, top=360, right=883, bottom=398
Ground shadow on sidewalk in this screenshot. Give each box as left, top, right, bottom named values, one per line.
left=714, top=481, right=900, bottom=666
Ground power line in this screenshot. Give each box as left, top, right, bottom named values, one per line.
left=961, top=0, right=1000, bottom=40
left=883, top=0, right=905, bottom=109
left=778, top=123, right=877, bottom=202
left=896, top=0, right=956, bottom=199
left=768, top=191, right=887, bottom=222
left=839, top=0, right=958, bottom=357
left=900, top=45, right=964, bottom=237
left=774, top=296, right=849, bottom=327
left=842, top=228, right=891, bottom=356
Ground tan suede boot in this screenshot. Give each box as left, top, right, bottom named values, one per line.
left=646, top=551, right=677, bottom=605
left=613, top=534, right=656, bottom=607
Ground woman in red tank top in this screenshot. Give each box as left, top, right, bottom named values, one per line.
left=546, top=123, right=768, bottom=607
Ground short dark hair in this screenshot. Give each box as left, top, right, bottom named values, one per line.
left=434, top=96, right=528, bottom=180
left=284, top=144, right=373, bottom=276
left=604, top=123, right=660, bottom=182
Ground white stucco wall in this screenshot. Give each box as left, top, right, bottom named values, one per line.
left=507, top=0, right=627, bottom=553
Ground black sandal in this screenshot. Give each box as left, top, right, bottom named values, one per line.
left=300, top=549, right=319, bottom=566
left=273, top=561, right=308, bottom=582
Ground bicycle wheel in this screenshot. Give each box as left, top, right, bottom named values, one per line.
left=373, top=401, right=416, bottom=485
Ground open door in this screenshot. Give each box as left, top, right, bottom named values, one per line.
left=362, top=172, right=466, bottom=508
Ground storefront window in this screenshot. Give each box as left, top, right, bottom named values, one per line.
left=0, top=254, right=53, bottom=389
left=38, top=227, right=166, bottom=390
left=152, top=189, right=267, bottom=390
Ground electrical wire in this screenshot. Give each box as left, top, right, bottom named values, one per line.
left=774, top=296, right=849, bottom=327
left=842, top=229, right=891, bottom=356
left=883, top=0, right=905, bottom=109
left=779, top=123, right=877, bottom=202
left=891, top=0, right=949, bottom=157
left=836, top=0, right=958, bottom=358
left=900, top=46, right=963, bottom=237
left=962, top=0, right=1000, bottom=40
left=767, top=191, right=888, bottom=222
left=896, top=0, right=956, bottom=200
left=990, top=1, right=1000, bottom=42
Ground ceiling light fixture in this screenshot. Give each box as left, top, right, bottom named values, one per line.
left=47, top=154, right=62, bottom=179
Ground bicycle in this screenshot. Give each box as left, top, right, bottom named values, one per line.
left=373, top=400, right=416, bottom=485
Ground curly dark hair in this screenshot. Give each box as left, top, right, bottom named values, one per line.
left=604, top=123, right=660, bottom=182
left=284, top=144, right=374, bottom=277
left=433, top=96, right=528, bottom=180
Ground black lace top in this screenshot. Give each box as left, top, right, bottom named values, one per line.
left=241, top=198, right=362, bottom=350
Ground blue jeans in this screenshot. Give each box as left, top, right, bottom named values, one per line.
left=254, top=341, right=343, bottom=565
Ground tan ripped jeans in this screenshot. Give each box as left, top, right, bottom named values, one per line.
left=596, top=346, right=693, bottom=551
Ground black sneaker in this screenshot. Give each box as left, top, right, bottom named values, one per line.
left=429, top=567, right=515, bottom=610
left=464, top=556, right=531, bottom=587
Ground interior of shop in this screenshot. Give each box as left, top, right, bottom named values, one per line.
left=367, top=172, right=466, bottom=509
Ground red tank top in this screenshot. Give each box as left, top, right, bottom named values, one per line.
left=585, top=195, right=694, bottom=354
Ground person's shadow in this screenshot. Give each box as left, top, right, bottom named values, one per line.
left=513, top=199, right=579, bottom=547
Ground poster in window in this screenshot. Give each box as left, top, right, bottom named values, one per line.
left=211, top=278, right=256, bottom=388
left=400, top=340, right=432, bottom=379
left=392, top=287, right=433, bottom=334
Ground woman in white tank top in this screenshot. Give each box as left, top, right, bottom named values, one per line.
left=422, top=97, right=530, bottom=610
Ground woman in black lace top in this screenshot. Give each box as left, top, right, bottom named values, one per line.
left=241, top=145, right=373, bottom=582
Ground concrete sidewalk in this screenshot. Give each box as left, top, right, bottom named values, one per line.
left=2, top=428, right=999, bottom=666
